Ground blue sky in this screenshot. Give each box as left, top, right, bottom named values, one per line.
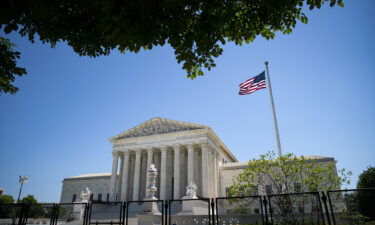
left=1, top=1, right=374, bottom=202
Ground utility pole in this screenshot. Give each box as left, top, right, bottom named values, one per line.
left=17, top=176, right=29, bottom=202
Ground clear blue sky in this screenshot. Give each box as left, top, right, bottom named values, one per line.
left=1, top=1, right=374, bottom=202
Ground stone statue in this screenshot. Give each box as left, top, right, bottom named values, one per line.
left=79, top=187, right=92, bottom=202
left=72, top=187, right=91, bottom=220
left=143, top=164, right=160, bottom=214
left=144, top=164, right=158, bottom=200
left=184, top=182, right=198, bottom=199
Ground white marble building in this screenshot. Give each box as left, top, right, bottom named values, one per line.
left=60, top=117, right=336, bottom=203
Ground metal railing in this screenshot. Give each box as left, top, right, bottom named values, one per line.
left=1, top=188, right=374, bottom=225
left=326, top=188, right=375, bottom=225
left=167, top=198, right=210, bottom=225
left=215, top=196, right=264, bottom=225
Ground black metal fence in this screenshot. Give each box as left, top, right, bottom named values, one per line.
left=215, top=196, right=264, bottom=225
left=326, top=188, right=375, bottom=225
left=167, top=198, right=210, bottom=225
left=266, top=191, right=325, bottom=225
left=1, top=188, right=374, bottom=225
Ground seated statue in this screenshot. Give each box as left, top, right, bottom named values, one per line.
left=185, top=182, right=198, bottom=199
left=79, top=187, right=92, bottom=202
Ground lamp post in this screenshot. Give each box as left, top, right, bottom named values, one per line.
left=17, top=176, right=29, bottom=203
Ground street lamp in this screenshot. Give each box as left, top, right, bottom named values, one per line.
left=17, top=176, right=29, bottom=202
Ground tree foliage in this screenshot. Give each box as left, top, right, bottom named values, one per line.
left=356, top=166, right=375, bottom=220
left=229, top=151, right=350, bottom=196
left=19, top=195, right=44, bottom=218
left=0, top=195, right=16, bottom=218
left=357, top=166, right=375, bottom=189
left=0, top=37, right=27, bottom=94
left=0, top=0, right=343, bottom=94
left=0, top=194, right=15, bottom=204
left=229, top=151, right=351, bottom=224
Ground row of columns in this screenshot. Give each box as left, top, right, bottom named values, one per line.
left=108, top=142, right=220, bottom=202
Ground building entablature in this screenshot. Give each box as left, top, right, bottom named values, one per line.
left=110, top=117, right=237, bottom=162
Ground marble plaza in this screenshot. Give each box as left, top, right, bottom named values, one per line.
left=60, top=117, right=336, bottom=203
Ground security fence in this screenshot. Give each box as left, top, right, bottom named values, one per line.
left=88, top=202, right=123, bottom=225
left=0, top=204, right=26, bottom=225
left=326, top=188, right=375, bottom=225
left=126, top=200, right=164, bottom=225
left=57, top=203, right=88, bottom=225
left=266, top=192, right=325, bottom=225
left=167, top=198, right=210, bottom=225
left=215, top=196, right=264, bottom=225
left=1, top=188, right=374, bottom=225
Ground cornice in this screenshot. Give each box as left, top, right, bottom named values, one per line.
left=205, top=128, right=238, bottom=162
left=112, top=128, right=208, bottom=146
left=109, top=117, right=209, bottom=141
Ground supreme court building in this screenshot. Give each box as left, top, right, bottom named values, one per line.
left=60, top=118, right=336, bottom=203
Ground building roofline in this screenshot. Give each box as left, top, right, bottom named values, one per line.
left=220, top=156, right=335, bottom=170
left=63, top=173, right=111, bottom=181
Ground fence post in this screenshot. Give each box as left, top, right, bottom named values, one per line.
left=122, top=202, right=126, bottom=225
left=211, top=199, right=215, bottom=225
left=18, top=204, right=27, bottom=225
left=215, top=199, right=219, bottom=225
left=88, top=203, right=92, bottom=225
left=168, top=201, right=171, bottom=225
left=84, top=203, right=90, bottom=225
left=165, top=201, right=169, bottom=225
left=267, top=196, right=274, bottom=225
left=326, top=192, right=336, bottom=225
left=53, top=204, right=59, bottom=225
left=315, top=192, right=325, bottom=225
left=118, top=202, right=122, bottom=225
left=262, top=196, right=269, bottom=225
left=259, top=197, right=265, bottom=225
left=321, top=192, right=332, bottom=225
left=83, top=203, right=89, bottom=225
left=49, top=204, right=54, bottom=225
left=125, top=202, right=129, bottom=225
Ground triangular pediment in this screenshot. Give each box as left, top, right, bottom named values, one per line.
left=110, top=117, right=208, bottom=141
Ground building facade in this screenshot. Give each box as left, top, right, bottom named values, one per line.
left=60, top=118, right=336, bottom=203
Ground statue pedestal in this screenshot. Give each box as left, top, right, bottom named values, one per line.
left=143, top=198, right=161, bottom=215
left=179, top=198, right=207, bottom=215
left=71, top=201, right=87, bottom=220
left=137, top=215, right=162, bottom=225
left=181, top=200, right=196, bottom=214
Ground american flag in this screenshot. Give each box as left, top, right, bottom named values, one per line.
left=239, top=71, right=266, bottom=95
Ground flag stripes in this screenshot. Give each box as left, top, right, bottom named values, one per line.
left=239, top=71, right=266, bottom=95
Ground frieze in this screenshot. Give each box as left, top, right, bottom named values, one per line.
left=109, top=117, right=208, bottom=140
left=112, top=129, right=207, bottom=146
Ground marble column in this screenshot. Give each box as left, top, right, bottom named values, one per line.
left=212, top=151, right=218, bottom=197
left=173, top=145, right=181, bottom=199
left=145, top=149, right=154, bottom=188
left=201, top=143, right=209, bottom=198
left=187, top=144, right=195, bottom=185
left=154, top=152, right=160, bottom=198
left=160, top=147, right=168, bottom=200
left=207, top=149, right=212, bottom=198
left=117, top=153, right=124, bottom=201
left=133, top=150, right=142, bottom=201
left=109, top=151, right=119, bottom=201
left=120, top=151, right=130, bottom=201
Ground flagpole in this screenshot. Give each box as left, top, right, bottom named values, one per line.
left=265, top=61, right=282, bottom=157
